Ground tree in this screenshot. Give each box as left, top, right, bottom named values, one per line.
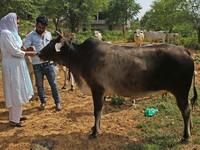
left=104, top=0, right=141, bottom=35
left=0, top=0, right=44, bottom=20
left=42, top=0, right=66, bottom=30
left=141, top=0, right=200, bottom=43
left=141, top=0, right=184, bottom=32
left=140, top=10, right=159, bottom=31
left=181, top=0, right=200, bottom=43
left=0, top=0, right=12, bottom=18
left=43, top=0, right=107, bottom=32
left=63, top=0, right=107, bottom=32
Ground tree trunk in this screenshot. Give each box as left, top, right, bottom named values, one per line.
left=198, top=28, right=200, bottom=44
left=53, top=18, right=59, bottom=31
left=122, top=23, right=125, bottom=35
left=169, top=27, right=173, bottom=33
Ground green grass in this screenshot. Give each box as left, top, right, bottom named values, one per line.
left=123, top=87, right=200, bottom=150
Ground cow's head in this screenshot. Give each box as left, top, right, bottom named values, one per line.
left=38, top=30, right=69, bottom=65
left=134, top=29, right=144, bottom=37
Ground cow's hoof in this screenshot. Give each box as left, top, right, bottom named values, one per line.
left=88, top=134, right=97, bottom=139
left=181, top=138, right=190, bottom=144
left=61, top=87, right=66, bottom=89
left=70, top=88, right=74, bottom=92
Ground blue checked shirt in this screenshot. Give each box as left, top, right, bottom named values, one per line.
left=24, top=29, right=52, bottom=65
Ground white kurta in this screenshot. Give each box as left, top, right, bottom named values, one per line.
left=0, top=30, right=30, bottom=108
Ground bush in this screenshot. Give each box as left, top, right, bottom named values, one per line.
left=102, top=30, right=124, bottom=41
left=172, top=23, right=194, bottom=37
left=179, top=34, right=200, bottom=50
left=74, top=30, right=133, bottom=44
left=75, top=30, right=93, bottom=44
left=126, top=31, right=134, bottom=42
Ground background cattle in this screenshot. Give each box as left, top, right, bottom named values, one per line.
left=94, top=31, right=102, bottom=41
left=63, top=32, right=76, bottom=41
left=134, top=29, right=144, bottom=46
left=38, top=31, right=197, bottom=142
left=54, top=64, right=75, bottom=91
left=167, top=33, right=179, bottom=45
left=144, top=31, right=167, bottom=44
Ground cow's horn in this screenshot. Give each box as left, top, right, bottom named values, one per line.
left=55, top=30, right=64, bottom=38
left=55, top=30, right=62, bottom=37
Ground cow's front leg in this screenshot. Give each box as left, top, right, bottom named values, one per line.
left=89, top=87, right=105, bottom=139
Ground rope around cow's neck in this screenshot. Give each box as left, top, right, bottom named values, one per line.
left=67, top=40, right=72, bottom=81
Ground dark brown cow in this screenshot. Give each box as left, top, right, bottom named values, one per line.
left=38, top=31, right=197, bottom=141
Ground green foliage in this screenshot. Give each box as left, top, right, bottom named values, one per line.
left=4, top=0, right=42, bottom=20
left=62, top=30, right=133, bottom=44
left=0, top=0, right=12, bottom=18
left=126, top=31, right=135, bottom=42
left=19, top=20, right=35, bottom=35
left=75, top=30, right=93, bottom=44
left=104, top=0, right=141, bottom=34
left=194, top=55, right=200, bottom=64
left=70, top=30, right=131, bottom=44
left=172, top=23, right=194, bottom=37
left=180, top=34, right=200, bottom=50
left=43, top=0, right=107, bottom=32
left=141, top=0, right=200, bottom=45
left=141, top=0, right=183, bottom=32
left=106, top=95, right=125, bottom=105
left=102, top=30, right=124, bottom=41
left=130, top=20, right=141, bottom=31
left=180, top=0, right=200, bottom=33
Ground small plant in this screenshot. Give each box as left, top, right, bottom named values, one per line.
left=106, top=95, right=125, bottom=105
left=194, top=55, right=200, bottom=64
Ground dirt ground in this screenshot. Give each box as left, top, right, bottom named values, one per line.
left=0, top=41, right=200, bottom=150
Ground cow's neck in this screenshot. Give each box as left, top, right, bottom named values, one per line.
left=66, top=42, right=83, bottom=73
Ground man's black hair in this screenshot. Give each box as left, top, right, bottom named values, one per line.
left=36, top=15, right=48, bottom=26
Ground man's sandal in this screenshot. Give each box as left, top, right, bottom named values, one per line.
left=9, top=121, right=26, bottom=127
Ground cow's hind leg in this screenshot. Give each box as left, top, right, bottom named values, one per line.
left=174, top=93, right=191, bottom=142
left=89, top=87, right=105, bottom=139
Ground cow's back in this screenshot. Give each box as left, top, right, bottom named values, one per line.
left=84, top=43, right=193, bottom=97
left=145, top=31, right=166, bottom=42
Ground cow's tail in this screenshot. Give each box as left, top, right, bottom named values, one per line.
left=191, top=74, right=198, bottom=109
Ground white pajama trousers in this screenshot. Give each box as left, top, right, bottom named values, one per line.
left=9, top=105, right=22, bottom=123
left=9, top=85, right=22, bottom=123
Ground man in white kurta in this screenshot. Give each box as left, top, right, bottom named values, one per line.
left=0, top=13, right=36, bottom=127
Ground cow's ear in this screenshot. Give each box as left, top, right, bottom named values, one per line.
left=55, top=41, right=64, bottom=52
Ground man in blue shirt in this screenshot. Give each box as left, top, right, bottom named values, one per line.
left=24, top=15, right=62, bottom=111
